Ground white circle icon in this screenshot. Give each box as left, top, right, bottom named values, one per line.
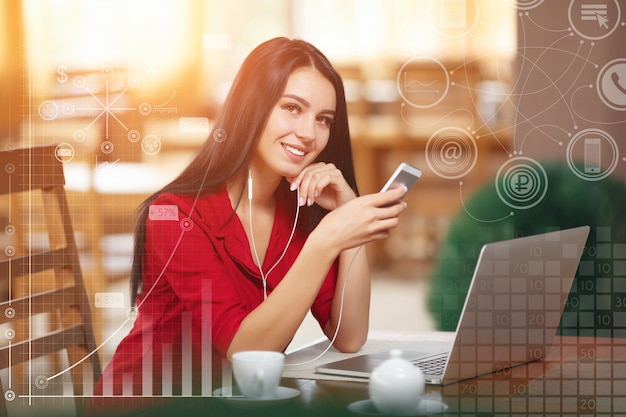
left=568, top=0, right=621, bottom=41
left=426, top=127, right=478, bottom=179
left=597, top=59, right=626, bottom=111
left=397, top=57, right=449, bottom=109
left=495, top=157, right=548, bottom=210
left=142, top=135, right=162, bottom=156
left=508, top=0, right=545, bottom=10
left=566, top=128, right=619, bottom=181
left=38, top=101, right=59, bottom=121
left=428, top=0, right=480, bottom=38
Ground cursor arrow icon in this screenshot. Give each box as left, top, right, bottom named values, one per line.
left=596, top=13, right=609, bottom=28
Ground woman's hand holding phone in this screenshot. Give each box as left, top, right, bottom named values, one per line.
left=294, top=162, right=420, bottom=255
left=311, top=186, right=408, bottom=255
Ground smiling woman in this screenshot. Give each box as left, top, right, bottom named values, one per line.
left=86, top=37, right=409, bottom=416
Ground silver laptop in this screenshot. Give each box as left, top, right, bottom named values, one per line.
left=316, top=226, right=590, bottom=385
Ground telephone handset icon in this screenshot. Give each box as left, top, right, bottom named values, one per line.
left=611, top=71, right=626, bottom=94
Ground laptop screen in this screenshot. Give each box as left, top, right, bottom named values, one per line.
left=442, top=226, right=590, bottom=383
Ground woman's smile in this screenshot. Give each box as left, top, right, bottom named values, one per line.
left=282, top=143, right=307, bottom=159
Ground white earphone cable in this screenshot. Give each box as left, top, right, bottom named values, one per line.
left=248, top=170, right=362, bottom=364
left=284, top=245, right=362, bottom=367
left=248, top=172, right=300, bottom=300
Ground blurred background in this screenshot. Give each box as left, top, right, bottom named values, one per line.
left=1, top=0, right=625, bottom=367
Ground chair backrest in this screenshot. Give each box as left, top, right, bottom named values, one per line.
left=0, top=144, right=102, bottom=416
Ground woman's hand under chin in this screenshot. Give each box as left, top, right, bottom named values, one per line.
left=287, top=162, right=357, bottom=210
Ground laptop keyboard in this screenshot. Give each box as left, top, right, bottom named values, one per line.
left=411, top=353, right=448, bottom=375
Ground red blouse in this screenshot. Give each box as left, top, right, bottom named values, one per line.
left=92, top=186, right=337, bottom=398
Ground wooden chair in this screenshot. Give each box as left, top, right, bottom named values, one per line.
left=0, top=144, right=102, bottom=415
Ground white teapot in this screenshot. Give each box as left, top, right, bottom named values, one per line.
left=368, top=349, right=425, bottom=415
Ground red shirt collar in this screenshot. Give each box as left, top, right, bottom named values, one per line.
left=191, top=185, right=304, bottom=285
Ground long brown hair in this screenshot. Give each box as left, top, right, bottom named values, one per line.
left=130, top=37, right=358, bottom=304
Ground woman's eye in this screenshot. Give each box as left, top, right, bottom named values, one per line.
left=317, top=115, right=334, bottom=127
left=283, top=104, right=301, bottom=114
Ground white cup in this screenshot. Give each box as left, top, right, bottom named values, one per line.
left=232, top=351, right=285, bottom=399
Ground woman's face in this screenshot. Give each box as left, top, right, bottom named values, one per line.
left=254, top=67, right=337, bottom=180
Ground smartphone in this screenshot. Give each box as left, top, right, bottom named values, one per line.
left=584, top=138, right=601, bottom=174
left=380, top=162, right=422, bottom=199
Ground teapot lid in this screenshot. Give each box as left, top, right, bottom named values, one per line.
left=376, top=348, right=420, bottom=374
left=389, top=348, right=403, bottom=359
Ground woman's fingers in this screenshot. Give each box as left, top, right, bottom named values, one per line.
left=298, top=164, right=337, bottom=205
left=289, top=163, right=355, bottom=209
left=368, top=185, right=409, bottom=209
left=319, top=188, right=409, bottom=252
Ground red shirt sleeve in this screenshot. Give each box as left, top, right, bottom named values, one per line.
left=310, top=260, right=338, bottom=329
left=143, top=193, right=250, bottom=356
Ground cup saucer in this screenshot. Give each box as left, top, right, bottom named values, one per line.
left=348, top=398, right=448, bottom=416
left=212, top=386, right=300, bottom=407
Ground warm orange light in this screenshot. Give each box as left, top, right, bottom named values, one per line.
left=23, top=0, right=195, bottom=97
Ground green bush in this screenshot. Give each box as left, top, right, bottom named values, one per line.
left=427, top=161, right=626, bottom=337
